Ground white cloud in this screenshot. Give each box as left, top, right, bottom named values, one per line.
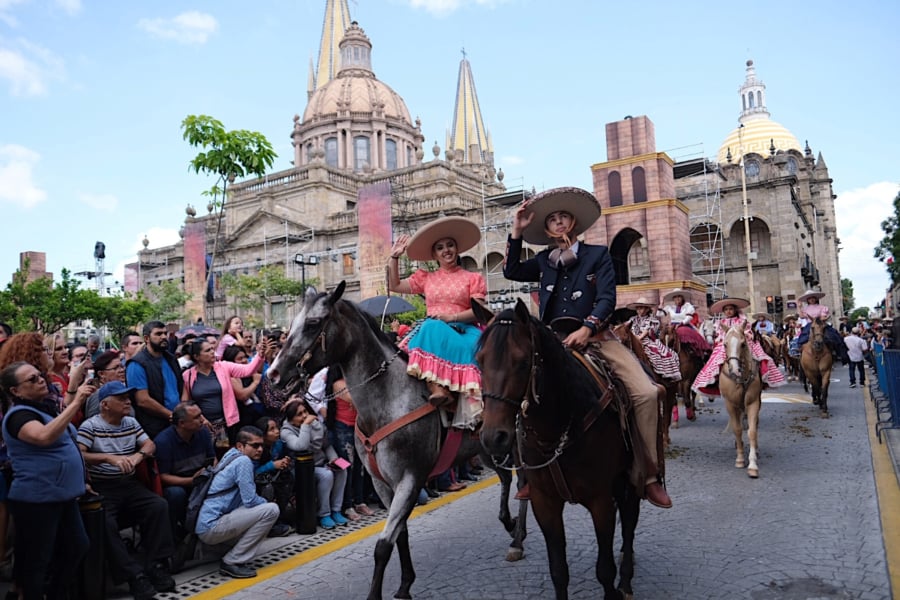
left=0, top=144, right=46, bottom=208
left=131, top=227, right=181, bottom=254
left=54, top=0, right=82, bottom=16
left=137, top=11, right=219, bottom=44
left=0, top=0, right=27, bottom=27
left=77, top=192, right=118, bottom=211
left=0, top=38, right=65, bottom=96
left=836, top=181, right=900, bottom=307
left=406, top=0, right=507, bottom=16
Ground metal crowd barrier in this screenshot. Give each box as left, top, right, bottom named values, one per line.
left=872, top=343, right=900, bottom=441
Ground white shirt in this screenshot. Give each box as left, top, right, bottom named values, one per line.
left=844, top=335, right=868, bottom=362
left=663, top=302, right=695, bottom=325
left=305, top=367, right=329, bottom=418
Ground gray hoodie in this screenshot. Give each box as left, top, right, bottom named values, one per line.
left=280, top=418, right=337, bottom=467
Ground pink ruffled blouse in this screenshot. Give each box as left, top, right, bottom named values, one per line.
left=407, top=266, right=487, bottom=315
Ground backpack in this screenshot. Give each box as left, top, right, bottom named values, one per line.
left=184, top=452, right=241, bottom=534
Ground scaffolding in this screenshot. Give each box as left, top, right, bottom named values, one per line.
left=669, top=143, right=727, bottom=304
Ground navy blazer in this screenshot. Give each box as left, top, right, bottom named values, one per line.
left=503, top=236, right=616, bottom=329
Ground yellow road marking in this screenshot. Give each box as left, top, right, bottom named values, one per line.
left=189, top=475, right=501, bottom=599
left=864, top=387, right=900, bottom=597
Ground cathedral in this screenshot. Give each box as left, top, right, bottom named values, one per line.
left=129, top=1, right=841, bottom=327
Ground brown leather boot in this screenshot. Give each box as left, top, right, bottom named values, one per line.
left=645, top=481, right=672, bottom=509
left=514, top=482, right=531, bottom=500
left=427, top=382, right=455, bottom=411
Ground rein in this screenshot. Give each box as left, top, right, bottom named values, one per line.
left=724, top=330, right=756, bottom=388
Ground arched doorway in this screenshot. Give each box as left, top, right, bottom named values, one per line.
left=609, top=228, right=645, bottom=285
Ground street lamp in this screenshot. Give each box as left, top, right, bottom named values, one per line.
left=294, top=253, right=319, bottom=290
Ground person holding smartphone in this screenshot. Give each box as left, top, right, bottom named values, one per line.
left=280, top=397, right=349, bottom=530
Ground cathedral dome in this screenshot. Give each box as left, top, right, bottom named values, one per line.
left=717, top=118, right=802, bottom=164
left=716, top=59, right=802, bottom=164
left=301, top=22, right=412, bottom=127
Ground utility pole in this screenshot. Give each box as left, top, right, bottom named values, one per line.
left=739, top=125, right=756, bottom=314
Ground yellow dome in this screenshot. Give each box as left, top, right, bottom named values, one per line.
left=302, top=73, right=412, bottom=126
left=717, top=118, right=802, bottom=163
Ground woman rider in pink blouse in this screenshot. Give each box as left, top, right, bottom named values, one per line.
left=387, top=216, right=486, bottom=425
left=795, top=290, right=849, bottom=364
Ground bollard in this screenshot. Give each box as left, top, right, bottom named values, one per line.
left=78, top=495, right=106, bottom=600
left=293, top=452, right=317, bottom=534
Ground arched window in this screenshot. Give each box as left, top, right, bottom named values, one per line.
left=610, top=228, right=643, bottom=285
left=385, top=139, right=398, bottom=170
left=728, top=219, right=772, bottom=263
left=406, top=146, right=414, bottom=167
left=632, top=166, right=647, bottom=203
left=757, top=91, right=762, bottom=107
left=608, top=171, right=623, bottom=207
left=353, top=136, right=370, bottom=172
left=306, top=143, right=314, bottom=164
left=748, top=93, right=755, bottom=108
left=324, top=137, right=338, bottom=167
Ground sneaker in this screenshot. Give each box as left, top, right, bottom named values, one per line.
left=219, top=560, right=257, bottom=579
left=344, top=507, right=361, bottom=521
left=319, top=515, right=336, bottom=529
left=128, top=574, right=157, bottom=600
left=355, top=503, right=376, bottom=516
left=331, top=511, right=349, bottom=526
left=850, top=383, right=857, bottom=388
left=146, top=563, right=175, bottom=593
left=267, top=523, right=294, bottom=537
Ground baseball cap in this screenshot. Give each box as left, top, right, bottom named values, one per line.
left=98, top=381, right=138, bottom=401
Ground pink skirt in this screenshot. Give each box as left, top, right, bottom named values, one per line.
left=692, top=340, right=785, bottom=393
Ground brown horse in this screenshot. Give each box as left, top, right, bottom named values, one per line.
left=663, top=324, right=704, bottom=419
left=719, top=325, right=763, bottom=478
left=782, top=328, right=803, bottom=382
left=801, top=317, right=834, bottom=415
left=475, top=300, right=640, bottom=600
left=758, top=333, right=782, bottom=367
left=613, top=321, right=679, bottom=448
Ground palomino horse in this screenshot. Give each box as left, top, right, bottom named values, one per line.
left=267, top=284, right=528, bottom=600
left=612, top=321, right=678, bottom=448
left=719, top=325, right=763, bottom=478
left=801, top=317, right=834, bottom=415
left=474, top=300, right=640, bottom=600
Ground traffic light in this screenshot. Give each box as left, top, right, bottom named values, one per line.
left=774, top=295, right=783, bottom=313
left=765, top=295, right=775, bottom=313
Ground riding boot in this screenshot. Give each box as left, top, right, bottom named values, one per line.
left=427, top=381, right=456, bottom=411
left=645, top=480, right=672, bottom=509
left=514, top=482, right=531, bottom=500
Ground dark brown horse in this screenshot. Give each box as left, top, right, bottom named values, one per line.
left=474, top=300, right=640, bottom=600
left=612, top=321, right=679, bottom=448
left=782, top=327, right=803, bottom=382
left=801, top=317, right=833, bottom=415
left=663, top=324, right=704, bottom=419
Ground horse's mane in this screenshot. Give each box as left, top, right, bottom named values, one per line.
left=336, top=299, right=409, bottom=363
left=479, top=309, right=601, bottom=416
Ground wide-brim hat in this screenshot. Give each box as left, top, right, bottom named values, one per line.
left=521, top=187, right=601, bottom=245
left=753, top=312, right=769, bottom=320
left=784, top=313, right=799, bottom=321
left=406, top=216, right=481, bottom=262
left=627, top=297, right=655, bottom=310
left=839, top=315, right=848, bottom=321
left=662, top=288, right=688, bottom=304
left=709, top=297, right=750, bottom=314
left=798, top=289, right=826, bottom=303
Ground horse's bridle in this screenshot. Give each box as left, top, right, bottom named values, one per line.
left=290, top=307, right=404, bottom=402
left=724, top=330, right=756, bottom=387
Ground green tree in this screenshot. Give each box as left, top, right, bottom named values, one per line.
left=89, top=293, right=154, bottom=341
left=0, top=268, right=96, bottom=334
left=146, top=280, right=192, bottom=324
left=181, top=115, right=277, bottom=319
left=219, top=265, right=314, bottom=328
left=393, top=294, right=426, bottom=326
left=850, top=307, right=870, bottom=322
left=874, top=189, right=900, bottom=283
left=841, top=278, right=855, bottom=313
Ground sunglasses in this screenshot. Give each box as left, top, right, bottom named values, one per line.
left=99, top=364, right=125, bottom=371
left=244, top=442, right=264, bottom=449
left=17, top=373, right=43, bottom=386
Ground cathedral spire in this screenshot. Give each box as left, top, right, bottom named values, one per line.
left=738, top=59, right=770, bottom=123
left=446, top=49, right=493, bottom=165
left=311, top=0, right=352, bottom=94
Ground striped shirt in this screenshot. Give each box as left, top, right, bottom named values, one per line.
left=77, top=415, right=149, bottom=480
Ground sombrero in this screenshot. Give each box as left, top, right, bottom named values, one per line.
left=662, top=288, right=688, bottom=304
left=709, top=297, right=750, bottom=314
left=753, top=312, right=769, bottom=320
left=405, top=216, right=481, bottom=262
left=798, top=289, right=826, bottom=303
left=626, top=297, right=655, bottom=310
left=783, top=313, right=799, bottom=321
left=521, top=187, right=601, bottom=245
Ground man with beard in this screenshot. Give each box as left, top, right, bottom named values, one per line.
left=126, top=321, right=183, bottom=439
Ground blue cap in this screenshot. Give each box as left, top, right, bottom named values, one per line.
left=98, top=381, right=138, bottom=402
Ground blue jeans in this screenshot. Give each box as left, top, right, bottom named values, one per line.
left=329, top=421, right=365, bottom=508
left=849, top=361, right=866, bottom=385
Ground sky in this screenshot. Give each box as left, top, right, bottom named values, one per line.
left=1, top=0, right=898, bottom=310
